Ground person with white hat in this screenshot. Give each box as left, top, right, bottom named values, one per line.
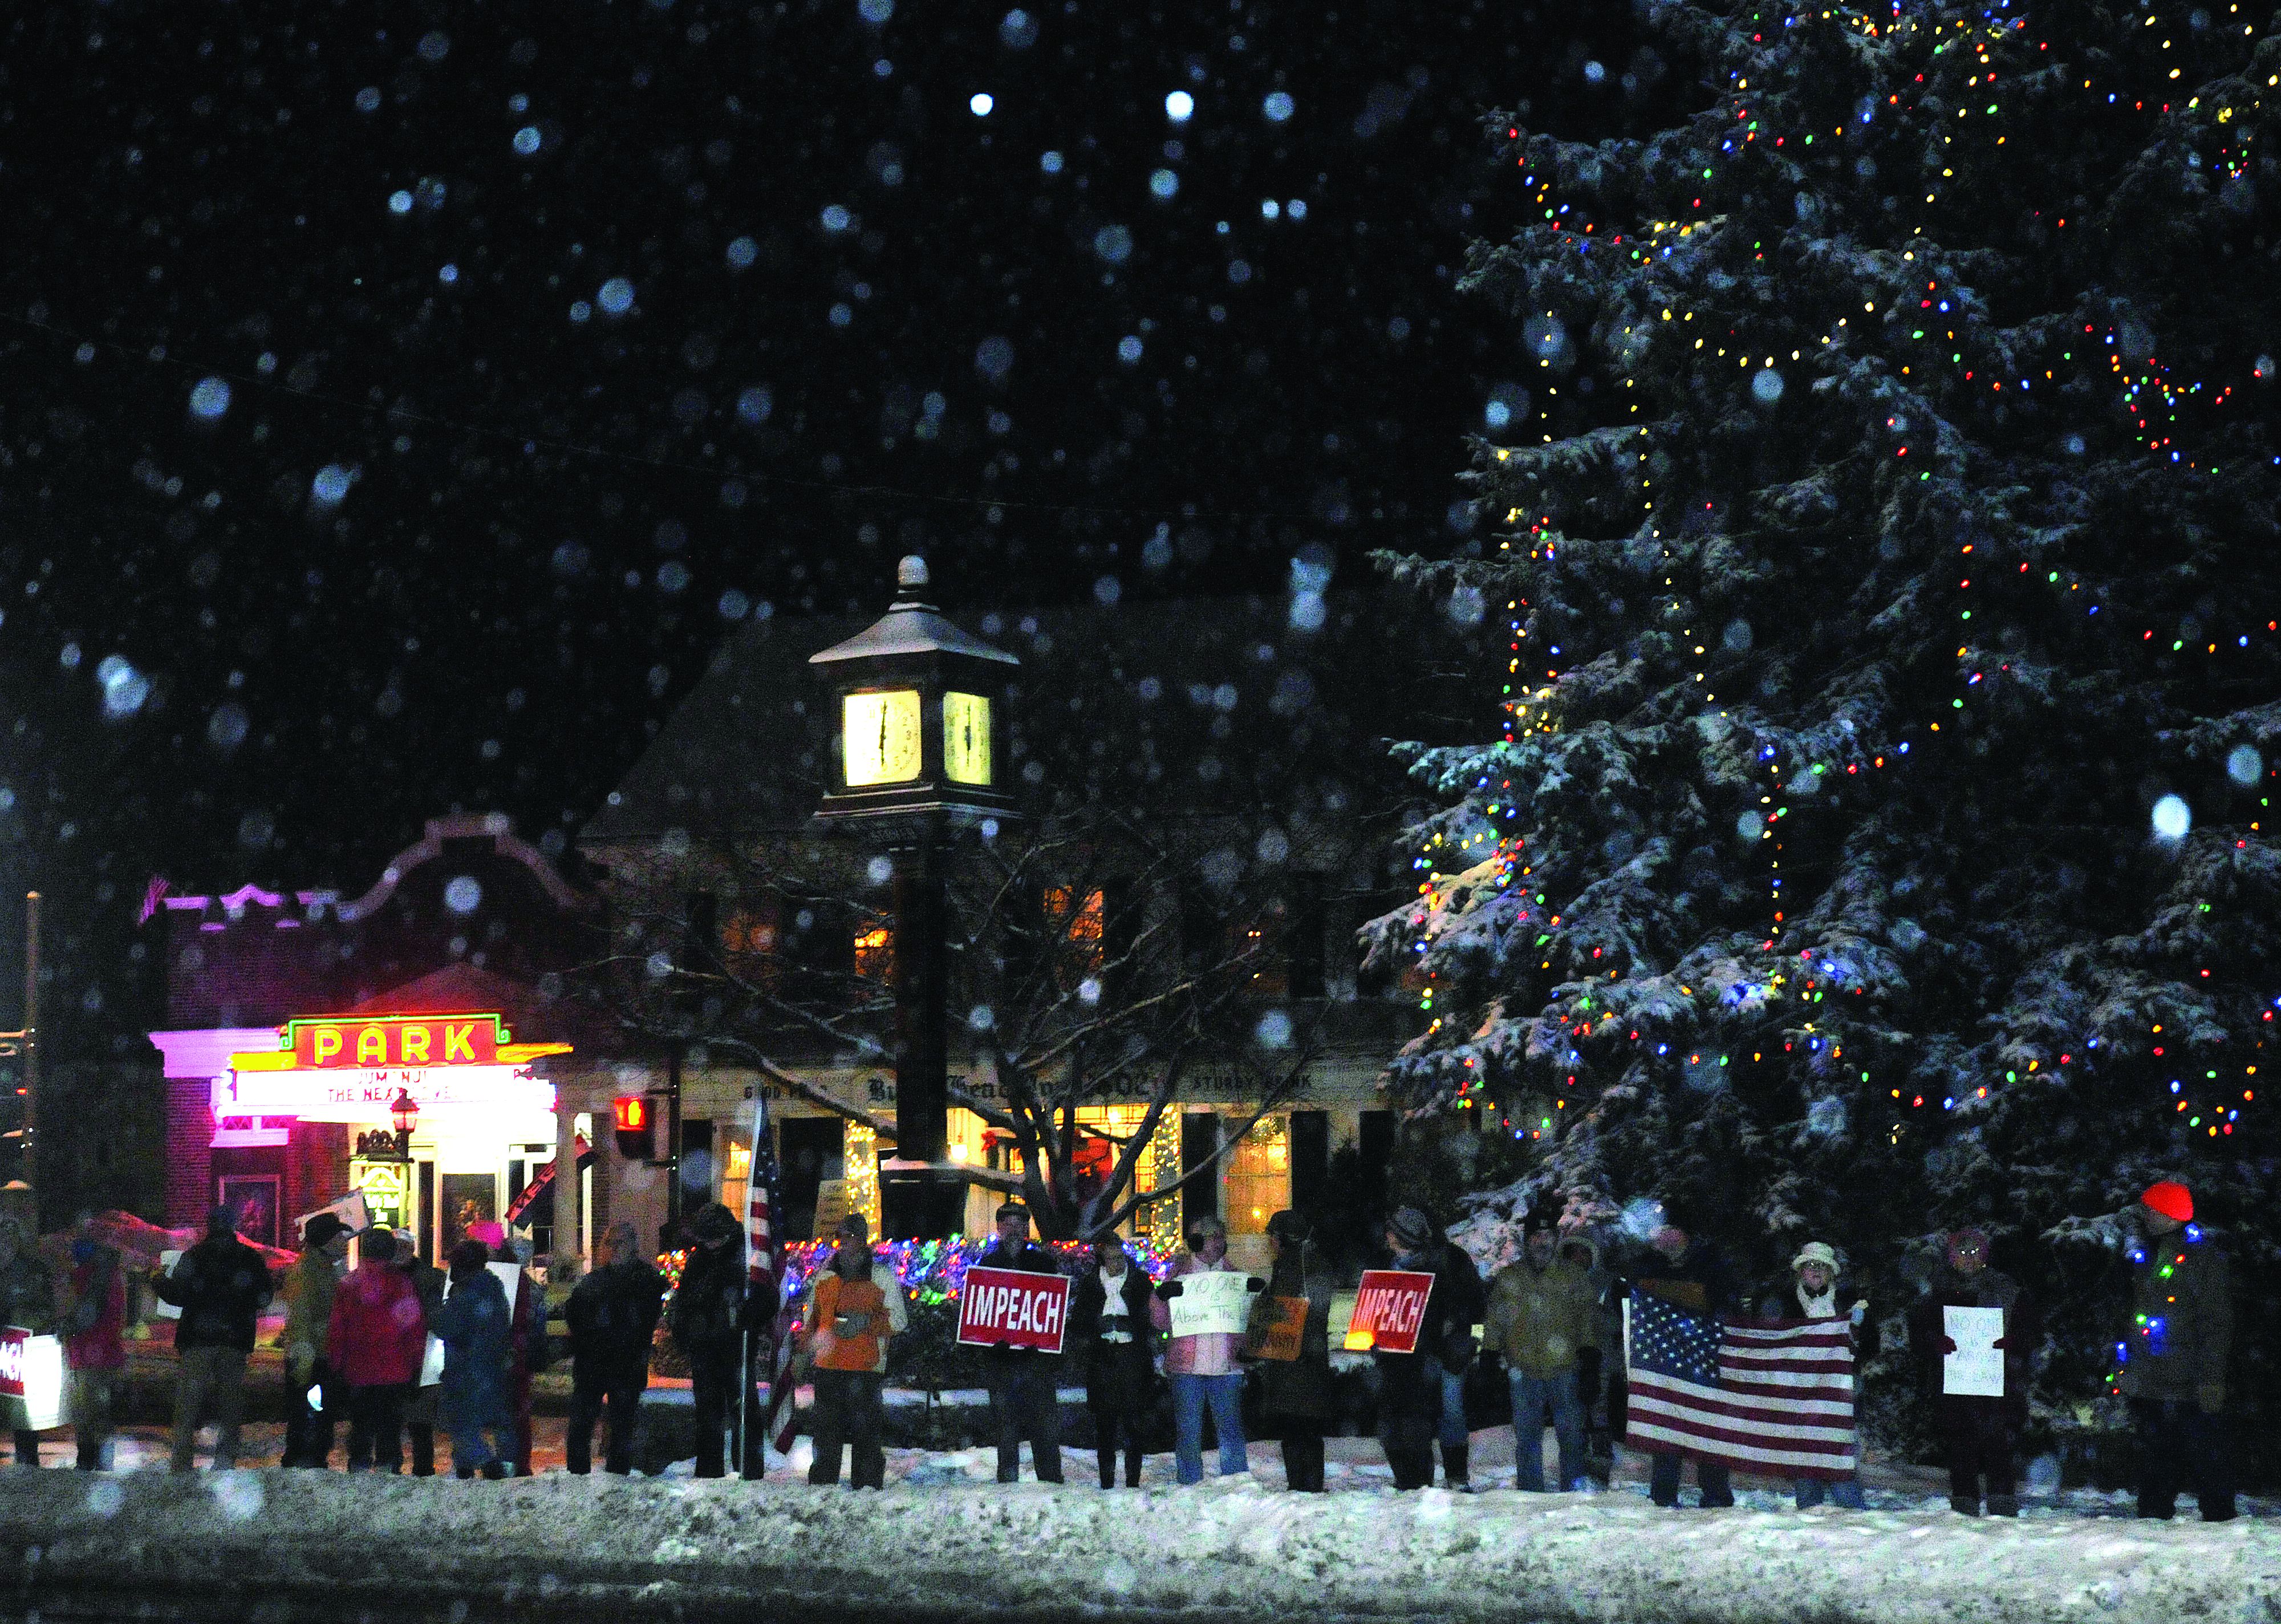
left=1760, top=1240, right=1872, bottom=1509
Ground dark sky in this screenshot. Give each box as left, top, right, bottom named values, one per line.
left=0, top=0, right=1651, bottom=1050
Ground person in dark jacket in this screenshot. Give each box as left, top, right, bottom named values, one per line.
left=1069, top=1232, right=1156, bottom=1488
left=977, top=1201, right=1065, bottom=1484
left=2118, top=1181, right=2233, bottom=1522
left=1374, top=1207, right=1458, bottom=1491
left=1250, top=1210, right=1336, bottom=1492
left=565, top=1219, right=666, bottom=1475
left=151, top=1206, right=275, bottom=1472
left=1758, top=1241, right=1873, bottom=1510
left=0, top=1216, right=55, bottom=1466
left=432, top=1239, right=515, bottom=1478
left=1629, top=1201, right=1736, bottom=1509
left=668, top=1203, right=748, bottom=1479
left=393, top=1229, right=448, bottom=1476
left=278, top=1213, right=349, bottom=1469
left=1425, top=1218, right=1487, bottom=1492
left=1909, top=1226, right=2037, bottom=1517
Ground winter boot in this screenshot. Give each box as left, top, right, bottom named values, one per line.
left=1949, top=1493, right=1982, bottom=1517
left=454, top=1464, right=475, bottom=1480
left=1442, top=1442, right=1472, bottom=1492
left=1987, top=1495, right=2019, bottom=1518
left=480, top=1460, right=508, bottom=1480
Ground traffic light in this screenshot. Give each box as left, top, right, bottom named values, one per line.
left=612, top=1094, right=655, bottom=1161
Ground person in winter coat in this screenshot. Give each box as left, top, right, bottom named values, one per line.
left=1248, top=1209, right=1336, bottom=1492
left=393, top=1231, right=448, bottom=1476
left=0, top=1215, right=56, bottom=1466
left=1483, top=1209, right=1601, bottom=1493
left=563, top=1219, right=665, bottom=1476
left=1562, top=1235, right=1622, bottom=1473
left=1374, top=1207, right=1468, bottom=1491
left=327, top=1228, right=428, bottom=1473
left=1428, top=1220, right=1487, bottom=1492
left=151, top=1205, right=275, bottom=1472
left=1070, top=1231, right=1158, bottom=1489
left=1759, top=1241, right=1873, bottom=1510
left=1628, top=1201, right=1737, bottom=1509
left=1152, top=1212, right=1261, bottom=1484
left=432, top=1239, right=516, bottom=1478
left=669, top=1203, right=749, bottom=1479
left=2118, top=1181, right=2234, bottom=1522
left=482, top=1228, right=546, bottom=1477
left=803, top=1212, right=907, bottom=1489
left=60, top=1213, right=127, bottom=1471
left=1908, top=1226, right=2037, bottom=1517
left=279, top=1213, right=349, bottom=1468
left=976, top=1201, right=1065, bottom=1484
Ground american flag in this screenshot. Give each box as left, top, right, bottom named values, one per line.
left=744, top=1086, right=797, bottom=1460
left=1624, top=1288, right=1858, bottom=1479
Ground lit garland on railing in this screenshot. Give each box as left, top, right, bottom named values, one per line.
left=774, top=1235, right=1174, bottom=1310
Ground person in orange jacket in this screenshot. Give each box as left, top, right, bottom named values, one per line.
left=802, top=1213, right=907, bottom=1488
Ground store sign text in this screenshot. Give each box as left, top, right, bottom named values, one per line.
left=214, top=1065, right=555, bottom=1124
left=285, top=1013, right=506, bottom=1070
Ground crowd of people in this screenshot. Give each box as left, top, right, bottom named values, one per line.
left=0, top=1180, right=2238, bottom=1522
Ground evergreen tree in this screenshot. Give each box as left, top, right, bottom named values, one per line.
left=1371, top=0, right=2281, bottom=1423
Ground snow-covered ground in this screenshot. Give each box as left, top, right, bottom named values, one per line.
left=6, top=1431, right=2275, bottom=1624
left=3, top=1452, right=2275, bottom=1624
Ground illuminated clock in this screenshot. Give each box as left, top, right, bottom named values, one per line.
left=943, top=691, right=992, bottom=786
left=843, top=690, right=922, bottom=786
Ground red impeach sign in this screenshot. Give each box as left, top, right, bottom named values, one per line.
left=286, top=1013, right=506, bottom=1069
left=1344, top=1269, right=1436, bottom=1354
left=0, top=1327, right=26, bottom=1396
left=956, top=1266, right=1072, bottom=1354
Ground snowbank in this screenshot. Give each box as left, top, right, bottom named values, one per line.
left=3, top=1468, right=2274, bottom=1623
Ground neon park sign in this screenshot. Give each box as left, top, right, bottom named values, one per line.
left=229, top=1012, right=571, bottom=1074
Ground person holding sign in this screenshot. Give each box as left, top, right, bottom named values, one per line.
left=1070, top=1233, right=1158, bottom=1489
left=1151, top=1213, right=1260, bottom=1485
left=1909, top=1227, right=2036, bottom=1517
left=0, top=1216, right=55, bottom=1467
left=977, top=1201, right=1066, bottom=1484
left=803, top=1212, right=907, bottom=1489
left=1754, top=1241, right=1873, bottom=1511
left=152, top=1205, right=274, bottom=1472
left=61, top=1213, right=127, bottom=1471
left=1248, top=1210, right=1335, bottom=1492
left=1371, top=1207, right=1458, bottom=1491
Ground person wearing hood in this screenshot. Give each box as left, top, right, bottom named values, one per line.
left=670, top=1203, right=753, bottom=1480
left=1761, top=1241, right=1872, bottom=1510
left=1909, top=1226, right=2036, bottom=1516
left=1070, top=1231, right=1158, bottom=1489
left=279, top=1212, right=349, bottom=1468
left=1248, top=1210, right=1336, bottom=1492
left=1483, top=1209, right=1601, bottom=1493
left=1374, top=1206, right=1464, bottom=1491
left=1628, top=1200, right=1736, bottom=1509
left=432, top=1239, right=516, bottom=1478
left=803, top=1212, right=907, bottom=1488
left=152, top=1206, right=274, bottom=1472
left=327, top=1227, right=428, bottom=1473
left=0, top=1215, right=56, bottom=1465
left=563, top=1220, right=665, bottom=1477
left=1152, top=1212, right=1260, bottom=1485
left=2117, top=1181, right=2233, bottom=1522
left=60, top=1213, right=127, bottom=1471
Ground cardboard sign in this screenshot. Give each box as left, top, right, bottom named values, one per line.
left=1943, top=1304, right=2007, bottom=1397
left=419, top=1333, right=445, bottom=1388
left=1344, top=1269, right=1435, bottom=1353
left=1247, top=1295, right=1310, bottom=1362
left=956, top=1266, right=1071, bottom=1353
left=1168, top=1269, right=1255, bottom=1338
left=295, top=1190, right=372, bottom=1241
left=812, top=1179, right=852, bottom=1241
left=153, top=1251, right=184, bottom=1320
left=0, top=1329, right=66, bottom=1431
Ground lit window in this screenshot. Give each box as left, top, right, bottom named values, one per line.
left=853, top=924, right=895, bottom=982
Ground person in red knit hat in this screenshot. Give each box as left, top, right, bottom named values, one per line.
left=2120, top=1180, right=2234, bottom=1521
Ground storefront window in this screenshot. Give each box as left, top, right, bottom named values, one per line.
left=1220, top=1114, right=1290, bottom=1237
left=853, top=924, right=894, bottom=982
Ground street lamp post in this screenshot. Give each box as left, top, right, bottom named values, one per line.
left=809, top=557, right=1018, bottom=1239
left=388, top=1088, right=420, bottom=1162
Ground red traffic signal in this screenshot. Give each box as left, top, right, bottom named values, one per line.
left=612, top=1094, right=656, bottom=1161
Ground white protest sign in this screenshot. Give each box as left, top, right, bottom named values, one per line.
left=0, top=1330, right=66, bottom=1431
left=1943, top=1304, right=2007, bottom=1397
left=1168, top=1269, right=1254, bottom=1338
left=153, top=1251, right=183, bottom=1320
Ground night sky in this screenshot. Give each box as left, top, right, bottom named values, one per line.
left=0, top=0, right=1654, bottom=1051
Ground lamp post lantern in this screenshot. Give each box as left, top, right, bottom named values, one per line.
left=388, top=1088, right=419, bottom=1162
left=810, top=557, right=1018, bottom=1238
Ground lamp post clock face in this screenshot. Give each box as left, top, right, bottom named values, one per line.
left=843, top=689, right=923, bottom=786
left=943, top=691, right=991, bottom=785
